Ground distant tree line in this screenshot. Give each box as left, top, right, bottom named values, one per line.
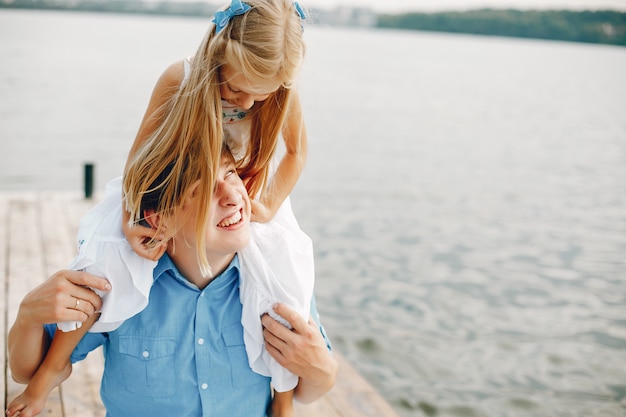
left=377, top=9, right=626, bottom=46
left=2, top=1, right=625, bottom=46
left=0, top=0, right=219, bottom=17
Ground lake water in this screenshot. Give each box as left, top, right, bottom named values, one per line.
left=1, top=9, right=626, bottom=417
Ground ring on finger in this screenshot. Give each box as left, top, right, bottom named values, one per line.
left=74, top=297, right=80, bottom=310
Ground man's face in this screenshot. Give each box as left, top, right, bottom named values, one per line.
left=203, top=154, right=251, bottom=258
left=172, top=153, right=251, bottom=273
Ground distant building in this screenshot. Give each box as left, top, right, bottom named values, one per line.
left=312, top=6, right=377, bottom=27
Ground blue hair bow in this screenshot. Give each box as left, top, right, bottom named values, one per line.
left=212, top=0, right=252, bottom=34
left=294, top=1, right=306, bottom=20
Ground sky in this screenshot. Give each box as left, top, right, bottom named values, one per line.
left=301, top=0, right=626, bottom=13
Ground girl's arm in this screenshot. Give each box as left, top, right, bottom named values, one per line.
left=252, top=91, right=308, bottom=223
left=122, top=60, right=185, bottom=260
left=124, top=60, right=185, bottom=170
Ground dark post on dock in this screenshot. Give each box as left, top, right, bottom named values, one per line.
left=84, top=163, right=94, bottom=199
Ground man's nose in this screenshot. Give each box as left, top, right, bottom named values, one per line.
left=218, top=182, right=242, bottom=205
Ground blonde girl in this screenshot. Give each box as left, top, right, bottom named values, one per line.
left=124, top=2, right=314, bottom=413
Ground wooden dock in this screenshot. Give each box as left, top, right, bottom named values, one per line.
left=1, top=192, right=399, bottom=417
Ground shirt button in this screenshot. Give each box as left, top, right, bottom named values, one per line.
left=201, top=383, right=208, bottom=390
left=142, top=351, right=150, bottom=358
left=198, top=338, right=205, bottom=345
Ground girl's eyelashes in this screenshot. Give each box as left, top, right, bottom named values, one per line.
left=227, top=84, right=240, bottom=94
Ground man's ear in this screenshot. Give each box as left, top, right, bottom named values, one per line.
left=142, top=209, right=162, bottom=230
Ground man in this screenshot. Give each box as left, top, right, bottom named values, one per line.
left=7, top=151, right=337, bottom=416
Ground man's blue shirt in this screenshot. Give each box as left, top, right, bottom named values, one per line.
left=49, top=254, right=273, bottom=416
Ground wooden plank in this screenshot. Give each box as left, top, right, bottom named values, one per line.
left=296, top=398, right=344, bottom=416
left=323, top=353, right=400, bottom=417
left=61, top=354, right=105, bottom=416
left=39, top=192, right=105, bottom=417
left=5, top=195, right=65, bottom=415
left=295, top=352, right=400, bottom=417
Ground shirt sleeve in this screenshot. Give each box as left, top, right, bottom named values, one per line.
left=44, top=324, right=107, bottom=363
left=309, top=294, right=332, bottom=352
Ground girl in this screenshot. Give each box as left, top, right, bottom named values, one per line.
left=125, top=0, right=313, bottom=413
left=7, top=1, right=314, bottom=416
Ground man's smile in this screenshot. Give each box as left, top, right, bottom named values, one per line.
left=218, top=209, right=243, bottom=227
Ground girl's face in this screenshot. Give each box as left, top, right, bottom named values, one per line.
left=219, top=64, right=278, bottom=110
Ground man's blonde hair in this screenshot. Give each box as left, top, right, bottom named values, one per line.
left=123, top=0, right=306, bottom=277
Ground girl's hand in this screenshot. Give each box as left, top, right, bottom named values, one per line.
left=122, top=219, right=167, bottom=261
left=250, top=199, right=273, bottom=223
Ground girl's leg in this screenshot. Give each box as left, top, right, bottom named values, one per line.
left=270, top=389, right=294, bottom=417
left=6, top=313, right=99, bottom=417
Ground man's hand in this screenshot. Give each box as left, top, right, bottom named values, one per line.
left=262, top=303, right=338, bottom=403
left=18, top=269, right=110, bottom=326
left=8, top=269, right=111, bottom=383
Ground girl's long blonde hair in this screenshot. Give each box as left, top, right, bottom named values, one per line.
left=123, top=0, right=306, bottom=277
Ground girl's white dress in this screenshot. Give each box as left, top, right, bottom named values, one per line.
left=238, top=197, right=314, bottom=392
left=59, top=57, right=315, bottom=393
left=58, top=177, right=156, bottom=333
